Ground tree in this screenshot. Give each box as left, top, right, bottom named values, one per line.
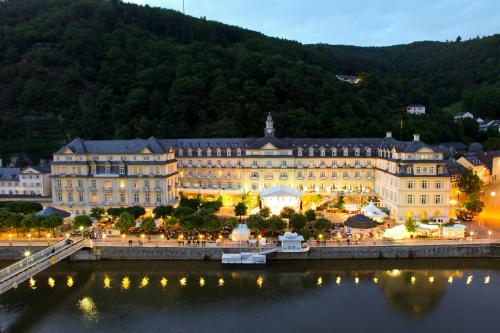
left=173, top=206, right=195, bottom=217
left=0, top=201, right=42, bottom=214
left=141, top=216, right=156, bottom=233
left=23, top=214, right=44, bottom=237
left=43, top=214, right=63, bottom=236
left=90, top=207, right=105, bottom=220
left=405, top=217, right=417, bottom=233
left=314, top=218, right=331, bottom=232
left=153, top=205, right=173, bottom=219
left=74, top=215, right=92, bottom=229
left=246, top=214, right=266, bottom=231
left=115, top=212, right=135, bottom=234
left=107, top=207, right=126, bottom=218
left=267, top=215, right=285, bottom=233
left=234, top=202, right=247, bottom=221
left=458, top=169, right=482, bottom=195
left=259, top=207, right=271, bottom=219
left=280, top=207, right=295, bottom=219
left=334, top=196, right=345, bottom=211
left=127, top=206, right=145, bottom=219
left=464, top=193, right=484, bottom=214
left=304, top=209, right=316, bottom=222
left=290, top=213, right=307, bottom=230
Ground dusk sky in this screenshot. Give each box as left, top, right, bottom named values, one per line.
left=126, top=0, right=499, bottom=46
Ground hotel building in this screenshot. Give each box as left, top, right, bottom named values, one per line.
left=52, top=114, right=451, bottom=222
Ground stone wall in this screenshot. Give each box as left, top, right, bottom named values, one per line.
left=1, top=244, right=499, bottom=262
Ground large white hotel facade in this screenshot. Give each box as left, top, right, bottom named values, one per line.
left=51, top=114, right=451, bottom=222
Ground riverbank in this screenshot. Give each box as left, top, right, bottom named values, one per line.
left=1, top=241, right=500, bottom=261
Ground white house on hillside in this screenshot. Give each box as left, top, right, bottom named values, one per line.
left=406, top=105, right=426, bottom=115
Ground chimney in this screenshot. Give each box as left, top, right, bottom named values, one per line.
left=413, top=134, right=420, bottom=141
left=386, top=131, right=392, bottom=138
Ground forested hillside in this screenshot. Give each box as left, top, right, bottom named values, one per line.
left=0, top=0, right=499, bottom=161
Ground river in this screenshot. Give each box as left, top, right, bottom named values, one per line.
left=1, top=259, right=500, bottom=333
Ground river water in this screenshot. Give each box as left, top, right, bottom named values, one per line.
left=1, top=259, right=500, bottom=333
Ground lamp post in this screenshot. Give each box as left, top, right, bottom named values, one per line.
left=46, top=233, right=51, bottom=246
left=8, top=233, right=12, bottom=246
left=488, top=231, right=492, bottom=240
left=79, top=226, right=84, bottom=238
left=122, top=234, right=125, bottom=243
left=27, top=233, right=31, bottom=247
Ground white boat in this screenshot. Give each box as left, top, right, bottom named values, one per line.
left=221, top=252, right=266, bottom=266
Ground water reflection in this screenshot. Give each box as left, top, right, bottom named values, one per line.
left=2, top=260, right=500, bottom=332
left=160, top=277, right=168, bottom=288
left=139, top=276, right=149, bottom=288
left=104, top=275, right=111, bottom=289
left=67, top=276, right=74, bottom=288
left=121, top=276, right=130, bottom=290
left=78, top=296, right=98, bottom=323
left=29, top=277, right=36, bottom=290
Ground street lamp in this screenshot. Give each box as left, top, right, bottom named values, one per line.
left=46, top=233, right=51, bottom=246
left=8, top=233, right=12, bottom=246
left=121, top=234, right=126, bottom=243
left=470, top=231, right=474, bottom=239
left=27, top=233, right=31, bottom=247
left=79, top=226, right=84, bottom=238
left=488, top=231, right=492, bottom=239
left=24, top=250, right=31, bottom=257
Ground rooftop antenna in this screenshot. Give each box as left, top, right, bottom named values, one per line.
left=182, top=0, right=185, bottom=14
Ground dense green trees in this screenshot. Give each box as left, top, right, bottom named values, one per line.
left=74, top=215, right=92, bottom=229
left=0, top=0, right=498, bottom=162
left=115, top=212, right=135, bottom=233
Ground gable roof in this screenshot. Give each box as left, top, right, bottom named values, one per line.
left=0, top=168, right=20, bottom=181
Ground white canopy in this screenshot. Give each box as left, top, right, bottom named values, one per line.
left=278, top=232, right=305, bottom=242
left=231, top=224, right=250, bottom=242
left=260, top=185, right=301, bottom=198
left=361, top=201, right=387, bottom=219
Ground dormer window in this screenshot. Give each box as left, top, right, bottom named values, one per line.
left=298, top=147, right=303, bottom=157
left=188, top=148, right=193, bottom=157
left=366, top=148, right=371, bottom=157
left=320, top=148, right=325, bottom=157
left=343, top=148, right=348, bottom=156
left=354, top=148, right=360, bottom=157
left=237, top=148, right=241, bottom=156
left=207, top=148, right=212, bottom=157
left=197, top=148, right=202, bottom=157
left=178, top=148, right=184, bottom=157
left=226, top=148, right=231, bottom=157
left=216, top=148, right=221, bottom=157
left=309, top=147, right=314, bottom=157
left=332, top=148, right=337, bottom=156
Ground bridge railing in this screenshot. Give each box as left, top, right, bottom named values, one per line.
left=0, top=238, right=83, bottom=283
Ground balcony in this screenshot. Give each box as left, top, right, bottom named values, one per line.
left=297, top=164, right=303, bottom=169
left=102, top=187, right=113, bottom=191
left=154, top=187, right=162, bottom=191
left=132, top=187, right=140, bottom=192
left=118, top=187, right=126, bottom=192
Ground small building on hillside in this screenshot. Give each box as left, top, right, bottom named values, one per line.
left=335, top=75, right=361, bottom=84
left=479, top=119, right=500, bottom=132
left=406, top=105, right=426, bottom=115
left=454, top=112, right=474, bottom=121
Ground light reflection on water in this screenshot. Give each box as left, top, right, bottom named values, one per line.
left=1, top=259, right=500, bottom=333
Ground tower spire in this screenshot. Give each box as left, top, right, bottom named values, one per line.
left=264, top=112, right=275, bottom=137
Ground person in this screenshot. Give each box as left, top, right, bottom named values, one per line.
left=128, top=240, right=133, bottom=247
